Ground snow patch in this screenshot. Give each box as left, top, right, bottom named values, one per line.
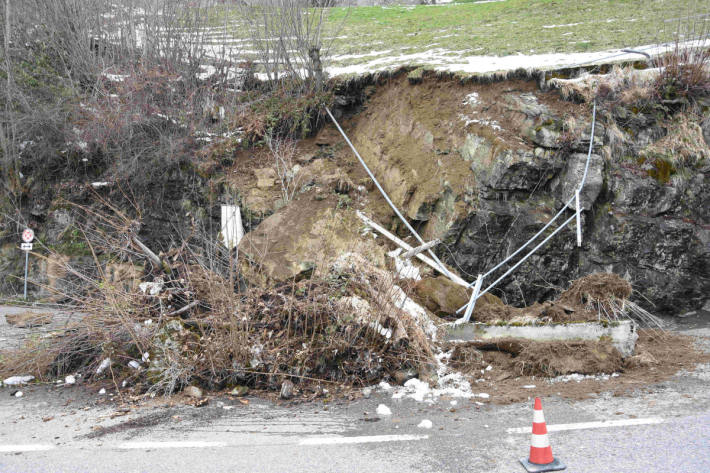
left=387, top=249, right=421, bottom=281
left=391, top=286, right=437, bottom=340
left=550, top=372, right=620, bottom=383
left=463, top=92, right=480, bottom=106
left=389, top=350, right=478, bottom=403
left=103, top=73, right=129, bottom=82
left=417, top=419, right=433, bottom=429
left=96, top=358, right=111, bottom=375
left=2, top=375, right=34, bottom=386
left=139, top=280, right=164, bottom=296
left=543, top=22, right=583, bottom=29
left=376, top=404, right=392, bottom=416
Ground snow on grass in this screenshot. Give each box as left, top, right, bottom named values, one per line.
left=325, top=38, right=710, bottom=77
left=542, top=22, right=584, bottom=29
left=330, top=49, right=393, bottom=62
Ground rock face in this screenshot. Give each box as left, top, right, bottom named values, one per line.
left=446, top=133, right=708, bottom=313
left=338, top=75, right=709, bottom=315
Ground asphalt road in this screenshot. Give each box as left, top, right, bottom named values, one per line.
left=1, top=308, right=709, bottom=473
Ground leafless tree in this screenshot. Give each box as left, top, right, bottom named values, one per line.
left=237, top=0, right=346, bottom=91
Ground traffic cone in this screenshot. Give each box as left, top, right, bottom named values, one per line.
left=519, top=398, right=566, bottom=472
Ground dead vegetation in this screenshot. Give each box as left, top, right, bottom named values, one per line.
left=0, top=200, right=436, bottom=397
left=467, top=273, right=660, bottom=327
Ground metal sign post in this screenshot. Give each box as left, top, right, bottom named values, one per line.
left=21, top=229, right=34, bottom=300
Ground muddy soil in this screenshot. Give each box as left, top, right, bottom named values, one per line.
left=455, top=330, right=710, bottom=404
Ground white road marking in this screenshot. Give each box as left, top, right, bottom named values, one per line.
left=299, top=434, right=429, bottom=446
left=507, top=417, right=665, bottom=434
left=0, top=444, right=55, bottom=453
left=117, top=441, right=227, bottom=449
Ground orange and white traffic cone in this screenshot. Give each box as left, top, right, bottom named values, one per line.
left=519, top=398, right=566, bottom=472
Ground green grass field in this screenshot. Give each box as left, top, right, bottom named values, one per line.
left=208, top=0, right=709, bottom=72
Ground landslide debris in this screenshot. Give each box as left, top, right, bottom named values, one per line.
left=467, top=273, right=635, bottom=325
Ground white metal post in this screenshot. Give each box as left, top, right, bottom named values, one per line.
left=23, top=250, right=28, bottom=300
left=461, top=274, right=483, bottom=323
left=575, top=189, right=582, bottom=247
left=221, top=205, right=244, bottom=250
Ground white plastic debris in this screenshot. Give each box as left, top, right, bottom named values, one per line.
left=96, top=358, right=111, bottom=375
left=477, top=393, right=490, bottom=399
left=64, top=375, right=76, bottom=385
left=141, top=352, right=150, bottom=363
left=98, top=388, right=106, bottom=395
left=2, top=375, right=34, bottom=386
left=523, top=385, right=536, bottom=389
left=376, top=404, right=392, bottom=416
left=417, top=419, right=433, bottom=429
left=121, top=380, right=127, bottom=388
left=14, top=391, right=23, bottom=398
left=127, top=361, right=141, bottom=370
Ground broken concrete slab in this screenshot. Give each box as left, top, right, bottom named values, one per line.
left=443, top=320, right=637, bottom=357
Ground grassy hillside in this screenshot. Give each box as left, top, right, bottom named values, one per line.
left=208, top=0, right=709, bottom=71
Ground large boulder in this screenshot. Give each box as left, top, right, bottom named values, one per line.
left=240, top=193, right=383, bottom=282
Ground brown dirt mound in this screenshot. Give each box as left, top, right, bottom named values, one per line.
left=450, top=337, right=622, bottom=377
left=446, top=330, right=710, bottom=404
left=471, top=272, right=632, bottom=324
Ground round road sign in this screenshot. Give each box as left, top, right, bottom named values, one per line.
left=22, top=228, right=34, bottom=243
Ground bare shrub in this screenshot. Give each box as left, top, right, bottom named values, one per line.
left=237, top=0, right=346, bottom=92
left=652, top=45, right=710, bottom=107
left=265, top=133, right=302, bottom=202
left=652, top=5, right=710, bottom=107
left=0, top=200, right=435, bottom=395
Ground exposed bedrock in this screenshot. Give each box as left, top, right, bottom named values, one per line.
left=340, top=75, right=709, bottom=315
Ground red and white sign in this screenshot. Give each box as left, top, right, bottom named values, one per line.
left=21, top=228, right=34, bottom=243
